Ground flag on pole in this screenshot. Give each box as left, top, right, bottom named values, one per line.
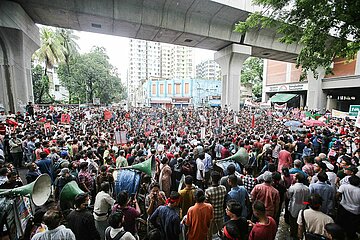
left=251, top=115, right=255, bottom=128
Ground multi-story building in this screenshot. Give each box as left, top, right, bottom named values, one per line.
left=196, top=60, right=221, bottom=80
left=143, top=78, right=221, bottom=108
left=127, top=40, right=194, bottom=106
left=48, top=66, right=69, bottom=102
left=262, top=55, right=360, bottom=112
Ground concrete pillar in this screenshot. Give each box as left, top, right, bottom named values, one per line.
left=326, top=97, right=337, bottom=110
left=300, top=94, right=305, bottom=108
left=215, top=44, right=252, bottom=112
left=306, top=68, right=326, bottom=111
left=0, top=1, right=40, bottom=112
left=262, top=59, right=268, bottom=102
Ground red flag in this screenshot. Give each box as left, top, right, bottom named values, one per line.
left=251, top=115, right=255, bottom=128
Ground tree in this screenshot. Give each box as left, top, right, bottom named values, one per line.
left=235, top=0, right=360, bottom=74
left=32, top=27, right=65, bottom=103
left=241, top=57, right=263, bottom=98
left=32, top=64, right=53, bottom=103
left=57, top=46, right=126, bottom=104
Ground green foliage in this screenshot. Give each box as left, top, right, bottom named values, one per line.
left=57, top=46, right=126, bottom=104
left=235, top=0, right=360, bottom=74
left=241, top=57, right=263, bottom=98
left=31, top=64, right=53, bottom=103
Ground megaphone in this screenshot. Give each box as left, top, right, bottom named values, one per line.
left=59, top=181, right=84, bottom=210
left=121, top=159, right=152, bottom=176
left=217, top=147, right=249, bottom=165
left=0, top=174, right=51, bottom=206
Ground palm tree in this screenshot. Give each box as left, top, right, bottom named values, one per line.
left=57, top=28, right=79, bottom=69
left=33, top=27, right=65, bottom=103
left=56, top=28, right=79, bottom=103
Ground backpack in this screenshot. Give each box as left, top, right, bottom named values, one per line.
left=105, top=227, right=126, bottom=240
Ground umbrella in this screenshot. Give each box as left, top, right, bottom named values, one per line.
left=304, top=119, right=326, bottom=127
left=284, top=120, right=302, bottom=127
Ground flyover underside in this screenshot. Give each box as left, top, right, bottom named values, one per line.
left=11, top=0, right=300, bottom=62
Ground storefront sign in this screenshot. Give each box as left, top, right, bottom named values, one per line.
left=265, top=83, right=308, bottom=93
left=349, top=105, right=360, bottom=117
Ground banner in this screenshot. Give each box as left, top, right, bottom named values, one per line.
left=115, top=131, right=127, bottom=144
left=104, top=110, right=112, bottom=120
left=331, top=109, right=349, bottom=119
left=61, top=114, right=71, bottom=124
left=251, top=115, right=255, bottom=128
left=274, top=103, right=287, bottom=110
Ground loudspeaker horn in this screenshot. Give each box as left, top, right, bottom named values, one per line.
left=121, top=159, right=152, bottom=176
left=59, top=181, right=84, bottom=210
left=217, top=147, right=249, bottom=165
left=0, top=174, right=51, bottom=206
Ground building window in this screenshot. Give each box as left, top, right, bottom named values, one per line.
left=55, top=85, right=60, bottom=91
left=175, top=84, right=181, bottom=94
left=152, top=84, right=156, bottom=95
left=160, top=84, right=164, bottom=94
left=184, top=83, right=189, bottom=94
left=167, top=84, right=172, bottom=95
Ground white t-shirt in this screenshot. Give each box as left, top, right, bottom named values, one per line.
left=196, top=158, right=205, bottom=181
left=338, top=183, right=360, bottom=215
left=297, top=209, right=333, bottom=237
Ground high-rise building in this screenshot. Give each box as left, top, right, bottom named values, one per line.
left=196, top=60, right=221, bottom=80
left=127, top=40, right=194, bottom=106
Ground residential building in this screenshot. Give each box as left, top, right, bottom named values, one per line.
left=196, top=60, right=221, bottom=80
left=143, top=78, right=222, bottom=108
left=127, top=40, right=194, bottom=106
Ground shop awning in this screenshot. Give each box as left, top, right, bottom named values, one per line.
left=270, top=93, right=297, bottom=103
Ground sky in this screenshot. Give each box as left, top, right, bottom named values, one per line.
left=75, top=30, right=215, bottom=82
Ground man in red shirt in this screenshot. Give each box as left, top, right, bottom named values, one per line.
left=248, top=200, right=277, bottom=240
left=251, top=172, right=280, bottom=219
left=277, top=144, right=293, bottom=172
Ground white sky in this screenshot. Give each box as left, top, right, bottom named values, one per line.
left=75, top=30, right=215, bottom=82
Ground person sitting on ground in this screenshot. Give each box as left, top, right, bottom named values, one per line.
left=105, top=212, right=136, bottom=240
left=31, top=209, right=76, bottom=240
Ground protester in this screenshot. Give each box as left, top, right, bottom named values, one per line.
left=248, top=200, right=277, bottom=240
left=105, top=212, right=136, bottom=240
left=31, top=209, right=76, bottom=240
left=67, top=193, right=101, bottom=240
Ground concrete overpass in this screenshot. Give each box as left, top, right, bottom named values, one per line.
left=1, top=0, right=310, bottom=112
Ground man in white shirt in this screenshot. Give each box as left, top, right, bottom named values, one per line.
left=336, top=175, right=360, bottom=239
left=93, top=182, right=115, bottom=240
left=196, top=153, right=205, bottom=189
left=32, top=209, right=76, bottom=240
left=105, top=212, right=136, bottom=240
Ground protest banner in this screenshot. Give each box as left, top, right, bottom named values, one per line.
left=61, top=114, right=71, bottom=123
left=274, top=103, right=287, bottom=110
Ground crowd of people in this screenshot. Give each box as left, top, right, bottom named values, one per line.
left=0, top=103, right=359, bottom=240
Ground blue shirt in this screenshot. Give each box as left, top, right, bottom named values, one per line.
left=309, top=181, right=334, bottom=214
left=35, top=158, right=53, bottom=180
left=149, top=205, right=180, bottom=240
left=289, top=168, right=308, bottom=178
left=227, top=185, right=249, bottom=218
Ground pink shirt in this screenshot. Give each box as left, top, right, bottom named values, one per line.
left=251, top=183, right=280, bottom=218
left=278, top=150, right=292, bottom=172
